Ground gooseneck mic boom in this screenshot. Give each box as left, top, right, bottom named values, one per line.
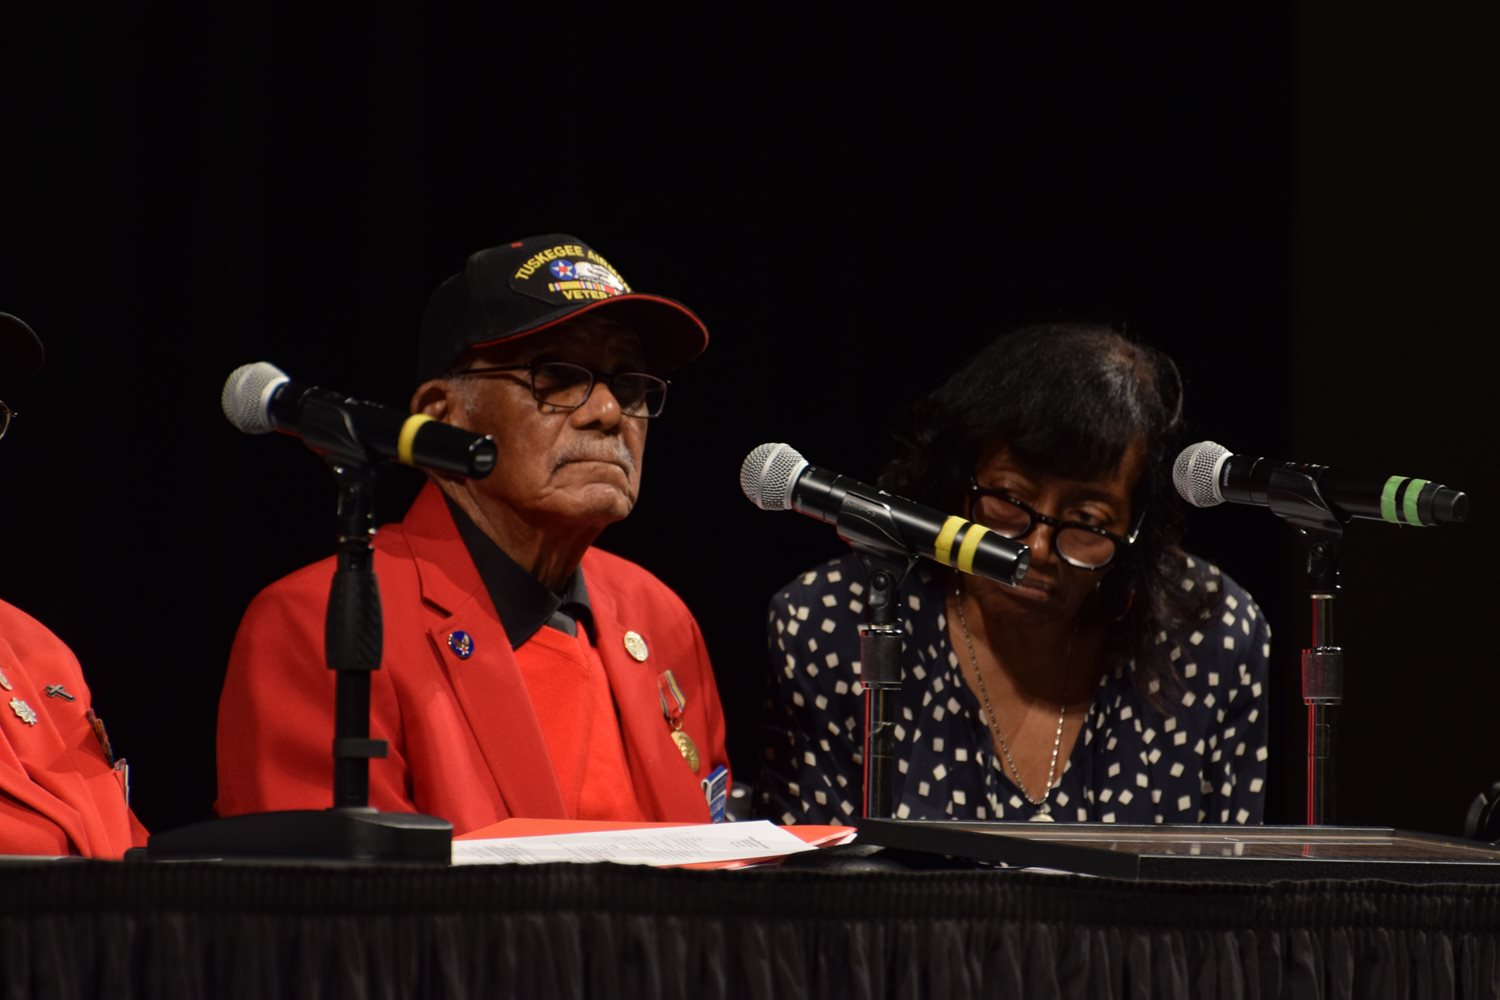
left=222, top=362, right=497, bottom=479
left=740, top=443, right=1030, bottom=585
left=1173, top=440, right=1468, bottom=526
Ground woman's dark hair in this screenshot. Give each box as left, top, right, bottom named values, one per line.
left=878, top=321, right=1211, bottom=695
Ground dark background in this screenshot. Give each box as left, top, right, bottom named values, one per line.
left=2, top=9, right=1492, bottom=839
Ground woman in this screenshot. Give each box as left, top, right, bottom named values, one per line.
left=753, top=322, right=1270, bottom=825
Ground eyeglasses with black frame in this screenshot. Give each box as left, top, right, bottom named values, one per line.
left=449, top=362, right=669, bottom=418
left=0, top=400, right=16, bottom=442
left=967, top=478, right=1142, bottom=571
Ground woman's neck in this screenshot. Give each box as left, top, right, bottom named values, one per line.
left=953, top=580, right=1108, bottom=707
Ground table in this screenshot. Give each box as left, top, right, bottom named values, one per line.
left=6, top=855, right=1499, bottom=999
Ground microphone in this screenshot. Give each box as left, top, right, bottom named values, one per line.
left=740, top=443, right=1030, bottom=586
left=222, top=362, right=497, bottom=479
left=1173, top=440, right=1468, bottom=526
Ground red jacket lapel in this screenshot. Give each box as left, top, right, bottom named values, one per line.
left=0, top=640, right=95, bottom=854
left=585, top=558, right=710, bottom=823
left=401, top=486, right=568, bottom=820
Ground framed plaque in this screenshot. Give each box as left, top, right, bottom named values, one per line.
left=854, top=821, right=1500, bottom=883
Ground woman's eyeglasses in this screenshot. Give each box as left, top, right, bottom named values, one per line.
left=968, top=480, right=1141, bottom=571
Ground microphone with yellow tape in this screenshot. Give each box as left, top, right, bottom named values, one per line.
left=740, top=442, right=1029, bottom=586
left=221, top=361, right=496, bottom=478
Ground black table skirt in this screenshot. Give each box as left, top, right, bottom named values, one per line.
left=6, top=859, right=1500, bottom=1000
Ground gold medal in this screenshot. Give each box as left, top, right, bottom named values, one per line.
left=671, top=729, right=701, bottom=772
left=658, top=668, right=697, bottom=771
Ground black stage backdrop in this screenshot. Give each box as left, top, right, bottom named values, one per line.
left=1, top=9, right=1492, bottom=841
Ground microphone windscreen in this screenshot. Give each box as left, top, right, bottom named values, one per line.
left=1173, top=440, right=1231, bottom=508
left=740, top=442, right=809, bottom=511
left=222, top=361, right=289, bottom=435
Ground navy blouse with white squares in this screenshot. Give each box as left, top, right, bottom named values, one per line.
left=753, top=550, right=1271, bottom=826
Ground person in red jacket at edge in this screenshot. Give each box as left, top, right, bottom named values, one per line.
left=0, top=312, right=148, bottom=857
left=215, top=235, right=730, bottom=834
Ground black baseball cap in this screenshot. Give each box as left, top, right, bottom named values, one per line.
left=1, top=313, right=44, bottom=380
left=417, top=235, right=709, bottom=382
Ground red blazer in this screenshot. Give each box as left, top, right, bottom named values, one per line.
left=215, top=483, right=729, bottom=834
left=0, top=600, right=148, bottom=858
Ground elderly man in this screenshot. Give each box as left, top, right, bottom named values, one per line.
left=215, top=236, right=729, bottom=833
left=1, top=313, right=147, bottom=856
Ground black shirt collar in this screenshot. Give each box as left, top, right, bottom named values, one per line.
left=443, top=496, right=595, bottom=649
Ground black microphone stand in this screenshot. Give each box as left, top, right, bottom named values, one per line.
left=1264, top=466, right=1349, bottom=826
left=825, top=490, right=919, bottom=820
left=139, top=398, right=452, bottom=863
left=855, top=552, right=914, bottom=820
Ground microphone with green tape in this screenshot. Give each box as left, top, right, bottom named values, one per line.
left=740, top=442, right=1030, bottom=585
left=222, top=361, right=496, bottom=479
left=1173, top=440, right=1468, bottom=526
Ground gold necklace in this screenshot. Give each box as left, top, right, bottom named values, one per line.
left=952, top=581, right=1073, bottom=821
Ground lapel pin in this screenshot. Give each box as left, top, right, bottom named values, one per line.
left=44, top=684, right=76, bottom=701
left=623, top=630, right=649, bottom=662
left=10, top=698, right=37, bottom=726
left=0, top=667, right=10, bottom=692
left=448, top=630, right=474, bottom=659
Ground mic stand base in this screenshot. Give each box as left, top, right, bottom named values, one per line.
left=135, top=809, right=453, bottom=864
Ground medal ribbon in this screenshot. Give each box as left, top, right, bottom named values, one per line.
left=657, top=670, right=686, bottom=730
left=86, top=708, right=115, bottom=764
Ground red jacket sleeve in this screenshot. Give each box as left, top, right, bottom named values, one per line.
left=214, top=564, right=415, bottom=817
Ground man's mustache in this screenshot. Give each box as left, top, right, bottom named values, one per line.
left=552, top=439, right=636, bottom=473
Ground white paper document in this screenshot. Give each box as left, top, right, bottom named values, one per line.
left=451, top=820, right=820, bottom=867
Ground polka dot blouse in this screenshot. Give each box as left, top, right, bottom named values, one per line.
left=753, top=551, right=1271, bottom=826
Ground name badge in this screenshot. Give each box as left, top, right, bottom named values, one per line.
left=702, top=764, right=729, bottom=822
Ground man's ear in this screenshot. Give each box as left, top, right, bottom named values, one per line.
left=411, top=379, right=459, bottom=424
